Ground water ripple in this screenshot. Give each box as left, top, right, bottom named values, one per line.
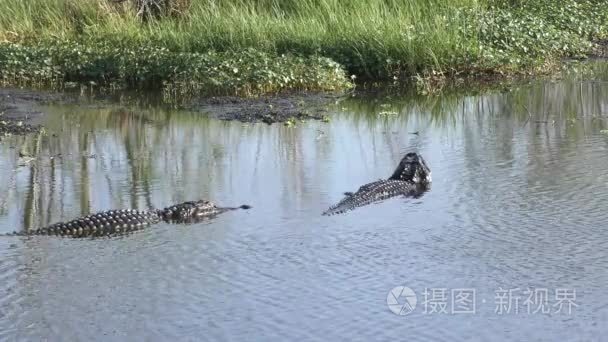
left=2, top=76, right=608, bottom=340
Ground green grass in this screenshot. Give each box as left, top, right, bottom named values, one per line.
left=0, top=0, right=607, bottom=96
left=0, top=0, right=481, bottom=78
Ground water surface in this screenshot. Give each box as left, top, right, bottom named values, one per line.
left=1, top=66, right=608, bottom=341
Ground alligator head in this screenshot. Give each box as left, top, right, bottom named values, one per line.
left=158, top=200, right=222, bottom=223
left=388, top=152, right=431, bottom=183
left=158, top=200, right=251, bottom=223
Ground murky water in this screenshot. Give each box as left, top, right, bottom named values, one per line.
left=2, top=65, right=608, bottom=341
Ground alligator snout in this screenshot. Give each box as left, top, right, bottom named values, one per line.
left=389, top=152, right=431, bottom=183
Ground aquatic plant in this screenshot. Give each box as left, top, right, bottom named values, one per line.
left=0, top=40, right=352, bottom=98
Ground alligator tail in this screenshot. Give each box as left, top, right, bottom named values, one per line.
left=322, top=199, right=371, bottom=216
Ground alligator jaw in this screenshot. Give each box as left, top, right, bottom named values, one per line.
left=389, top=152, right=431, bottom=183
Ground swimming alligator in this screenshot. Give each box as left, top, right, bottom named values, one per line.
left=2, top=200, right=251, bottom=238
left=322, top=152, right=431, bottom=215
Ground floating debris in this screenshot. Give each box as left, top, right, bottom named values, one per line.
left=378, top=111, right=398, bottom=116
left=284, top=118, right=297, bottom=127
left=0, top=118, right=39, bottom=137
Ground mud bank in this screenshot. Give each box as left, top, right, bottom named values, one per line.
left=193, top=92, right=343, bottom=124
left=0, top=88, right=57, bottom=137
left=0, top=87, right=345, bottom=140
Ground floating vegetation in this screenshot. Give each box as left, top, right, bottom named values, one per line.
left=284, top=118, right=297, bottom=127
left=0, top=118, right=39, bottom=137
left=378, top=111, right=399, bottom=116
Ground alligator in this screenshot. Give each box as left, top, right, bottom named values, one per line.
left=322, top=152, right=431, bottom=215
left=2, top=200, right=251, bottom=238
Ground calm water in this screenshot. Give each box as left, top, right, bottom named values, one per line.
left=1, top=66, right=608, bottom=341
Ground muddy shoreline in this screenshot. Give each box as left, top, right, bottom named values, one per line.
left=0, top=88, right=77, bottom=137
left=0, top=87, right=347, bottom=138
left=192, top=92, right=342, bottom=124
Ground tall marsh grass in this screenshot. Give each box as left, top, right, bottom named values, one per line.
left=0, top=0, right=483, bottom=78
left=0, top=0, right=607, bottom=94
